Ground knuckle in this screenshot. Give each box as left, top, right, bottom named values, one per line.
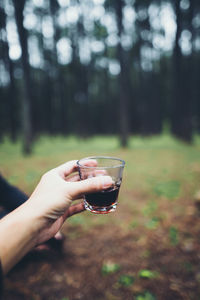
left=94, top=176, right=103, bottom=191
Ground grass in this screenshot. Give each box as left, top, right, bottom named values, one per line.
left=2, top=134, right=200, bottom=299
left=0, top=133, right=200, bottom=227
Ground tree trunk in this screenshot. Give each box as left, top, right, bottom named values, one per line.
left=116, top=0, right=129, bottom=147
left=12, top=0, right=33, bottom=154
left=186, top=0, right=195, bottom=134
left=50, top=0, right=69, bottom=134
left=171, top=0, right=192, bottom=142
left=0, top=5, right=17, bottom=141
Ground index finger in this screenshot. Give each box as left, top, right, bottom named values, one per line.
left=55, top=160, right=78, bottom=178
left=55, top=159, right=98, bottom=179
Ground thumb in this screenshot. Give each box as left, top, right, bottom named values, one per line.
left=67, top=175, right=114, bottom=200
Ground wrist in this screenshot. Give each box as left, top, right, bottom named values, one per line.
left=0, top=203, right=44, bottom=274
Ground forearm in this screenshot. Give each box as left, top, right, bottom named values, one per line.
left=0, top=161, right=113, bottom=274
left=0, top=203, right=43, bottom=274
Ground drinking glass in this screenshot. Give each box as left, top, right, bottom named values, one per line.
left=77, top=156, right=125, bottom=214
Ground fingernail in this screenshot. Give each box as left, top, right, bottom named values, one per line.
left=101, top=176, right=113, bottom=189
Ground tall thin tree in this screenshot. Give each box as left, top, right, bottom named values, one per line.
left=115, top=0, right=130, bottom=147
left=0, top=2, right=17, bottom=141
left=12, top=0, right=33, bottom=154
left=171, top=0, right=192, bottom=142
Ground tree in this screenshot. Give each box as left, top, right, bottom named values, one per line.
left=0, top=0, right=199, bottom=145
left=171, top=0, right=193, bottom=142
left=0, top=2, right=17, bottom=141
left=115, top=0, right=130, bottom=147
left=12, top=0, right=33, bottom=154
left=49, top=0, right=69, bottom=134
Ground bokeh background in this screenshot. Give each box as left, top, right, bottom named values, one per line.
left=0, top=0, right=200, bottom=151
left=1, top=0, right=200, bottom=299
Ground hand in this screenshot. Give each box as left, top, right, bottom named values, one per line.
left=0, top=160, right=113, bottom=273
left=26, top=160, right=113, bottom=245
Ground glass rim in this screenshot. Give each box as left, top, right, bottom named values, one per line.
left=77, top=156, right=125, bottom=169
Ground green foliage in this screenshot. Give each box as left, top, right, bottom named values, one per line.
left=136, top=291, right=157, bottom=300
left=142, top=201, right=157, bottom=216
left=169, top=226, right=179, bottom=246
left=129, top=220, right=139, bottom=229
left=145, top=217, right=160, bottom=230
left=153, top=181, right=180, bottom=199
left=101, top=262, right=120, bottom=275
left=138, top=269, right=159, bottom=279
left=118, top=274, right=135, bottom=286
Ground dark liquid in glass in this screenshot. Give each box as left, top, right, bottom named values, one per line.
left=85, top=185, right=120, bottom=207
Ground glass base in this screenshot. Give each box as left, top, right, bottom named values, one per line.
left=84, top=200, right=117, bottom=214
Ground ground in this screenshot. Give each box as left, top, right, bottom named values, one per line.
left=1, top=135, right=200, bottom=300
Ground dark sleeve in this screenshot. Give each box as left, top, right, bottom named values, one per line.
left=0, top=175, right=28, bottom=211
left=0, top=259, right=3, bottom=299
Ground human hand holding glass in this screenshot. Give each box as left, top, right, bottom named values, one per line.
left=77, top=156, right=125, bottom=214
left=0, top=160, right=114, bottom=273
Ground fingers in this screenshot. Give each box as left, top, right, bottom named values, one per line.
left=78, top=159, right=98, bottom=168
left=66, top=174, right=80, bottom=182
left=55, top=159, right=98, bottom=179
left=61, top=202, right=85, bottom=223
left=79, top=169, right=107, bottom=180
left=55, top=160, right=78, bottom=178
left=64, top=167, right=107, bottom=183
left=65, top=202, right=85, bottom=218
left=67, top=175, right=114, bottom=200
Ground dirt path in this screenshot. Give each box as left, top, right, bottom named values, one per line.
left=4, top=205, right=200, bottom=300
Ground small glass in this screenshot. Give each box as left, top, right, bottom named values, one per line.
left=77, top=156, right=125, bottom=214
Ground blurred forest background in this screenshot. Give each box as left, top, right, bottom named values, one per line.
left=0, top=0, right=200, bottom=153
left=1, top=1, right=200, bottom=299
